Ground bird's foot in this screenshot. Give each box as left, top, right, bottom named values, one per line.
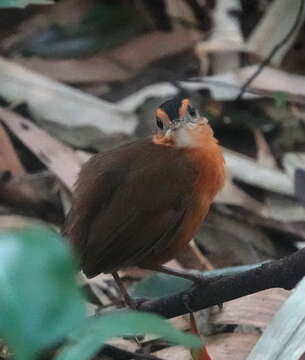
left=127, top=296, right=149, bottom=311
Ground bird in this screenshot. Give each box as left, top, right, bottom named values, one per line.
left=64, top=96, right=225, bottom=308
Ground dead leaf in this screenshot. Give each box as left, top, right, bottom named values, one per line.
left=197, top=211, right=278, bottom=267
left=210, top=288, right=290, bottom=330
left=236, top=66, right=305, bottom=99
left=196, top=0, right=243, bottom=73
left=253, top=129, right=277, bottom=169
left=224, top=148, right=294, bottom=196
left=247, top=0, right=305, bottom=65
left=215, top=177, right=266, bottom=214
left=247, top=277, right=305, bottom=360
left=0, top=56, right=137, bottom=135
left=153, top=346, right=192, bottom=360
left=266, top=194, right=305, bottom=222
left=0, top=123, right=60, bottom=220
left=14, top=30, right=199, bottom=83
left=0, top=123, right=25, bottom=175
left=0, top=107, right=82, bottom=190
left=283, top=152, right=305, bottom=178
left=206, top=333, right=259, bottom=360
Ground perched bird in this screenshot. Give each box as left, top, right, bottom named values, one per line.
left=64, top=96, right=225, bottom=307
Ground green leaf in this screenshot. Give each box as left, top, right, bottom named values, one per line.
left=133, top=263, right=266, bottom=299
left=247, top=276, right=305, bottom=360
left=0, top=227, right=86, bottom=360
left=133, top=273, right=192, bottom=298
left=0, top=0, right=53, bottom=8
left=56, top=311, right=201, bottom=360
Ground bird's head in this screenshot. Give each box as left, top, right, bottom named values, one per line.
left=155, top=97, right=205, bottom=132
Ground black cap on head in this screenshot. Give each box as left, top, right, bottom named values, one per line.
left=159, top=95, right=185, bottom=121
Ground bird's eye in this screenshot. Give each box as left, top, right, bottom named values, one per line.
left=188, top=105, right=196, bottom=117
left=156, top=117, right=164, bottom=130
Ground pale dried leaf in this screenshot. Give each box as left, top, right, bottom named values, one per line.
left=247, top=277, right=305, bottom=360
left=196, top=0, right=243, bottom=73
left=206, top=333, right=259, bottom=360
left=107, top=338, right=138, bottom=353
left=210, top=289, right=290, bottom=330
left=236, top=66, right=305, bottom=98
left=224, top=148, right=294, bottom=196
left=153, top=346, right=191, bottom=360
left=283, top=152, right=305, bottom=178
left=0, top=57, right=137, bottom=135
left=75, top=150, right=93, bottom=164
left=266, top=194, right=305, bottom=222
left=247, top=0, right=305, bottom=65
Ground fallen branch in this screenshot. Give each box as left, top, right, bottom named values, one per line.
left=139, top=247, right=305, bottom=318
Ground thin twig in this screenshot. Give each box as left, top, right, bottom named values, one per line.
left=236, top=0, right=305, bottom=101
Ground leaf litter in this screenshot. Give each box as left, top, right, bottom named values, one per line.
left=0, top=1, right=305, bottom=359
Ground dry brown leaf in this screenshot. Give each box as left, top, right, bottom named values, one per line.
left=14, top=56, right=131, bottom=83
left=1, top=0, right=94, bottom=51
left=0, top=123, right=25, bottom=175
left=210, top=288, right=290, bottom=330
left=0, top=107, right=82, bottom=190
left=206, top=333, right=259, bottom=360
left=0, top=123, right=49, bottom=210
left=14, top=30, right=199, bottom=83
left=197, top=211, right=278, bottom=267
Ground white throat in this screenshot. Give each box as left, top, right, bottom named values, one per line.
left=175, top=127, right=198, bottom=148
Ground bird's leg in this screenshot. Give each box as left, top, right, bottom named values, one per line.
left=112, top=271, right=138, bottom=310
left=112, top=272, right=146, bottom=345
left=147, top=265, right=207, bottom=284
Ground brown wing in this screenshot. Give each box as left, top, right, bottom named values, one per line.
left=64, top=138, right=197, bottom=277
